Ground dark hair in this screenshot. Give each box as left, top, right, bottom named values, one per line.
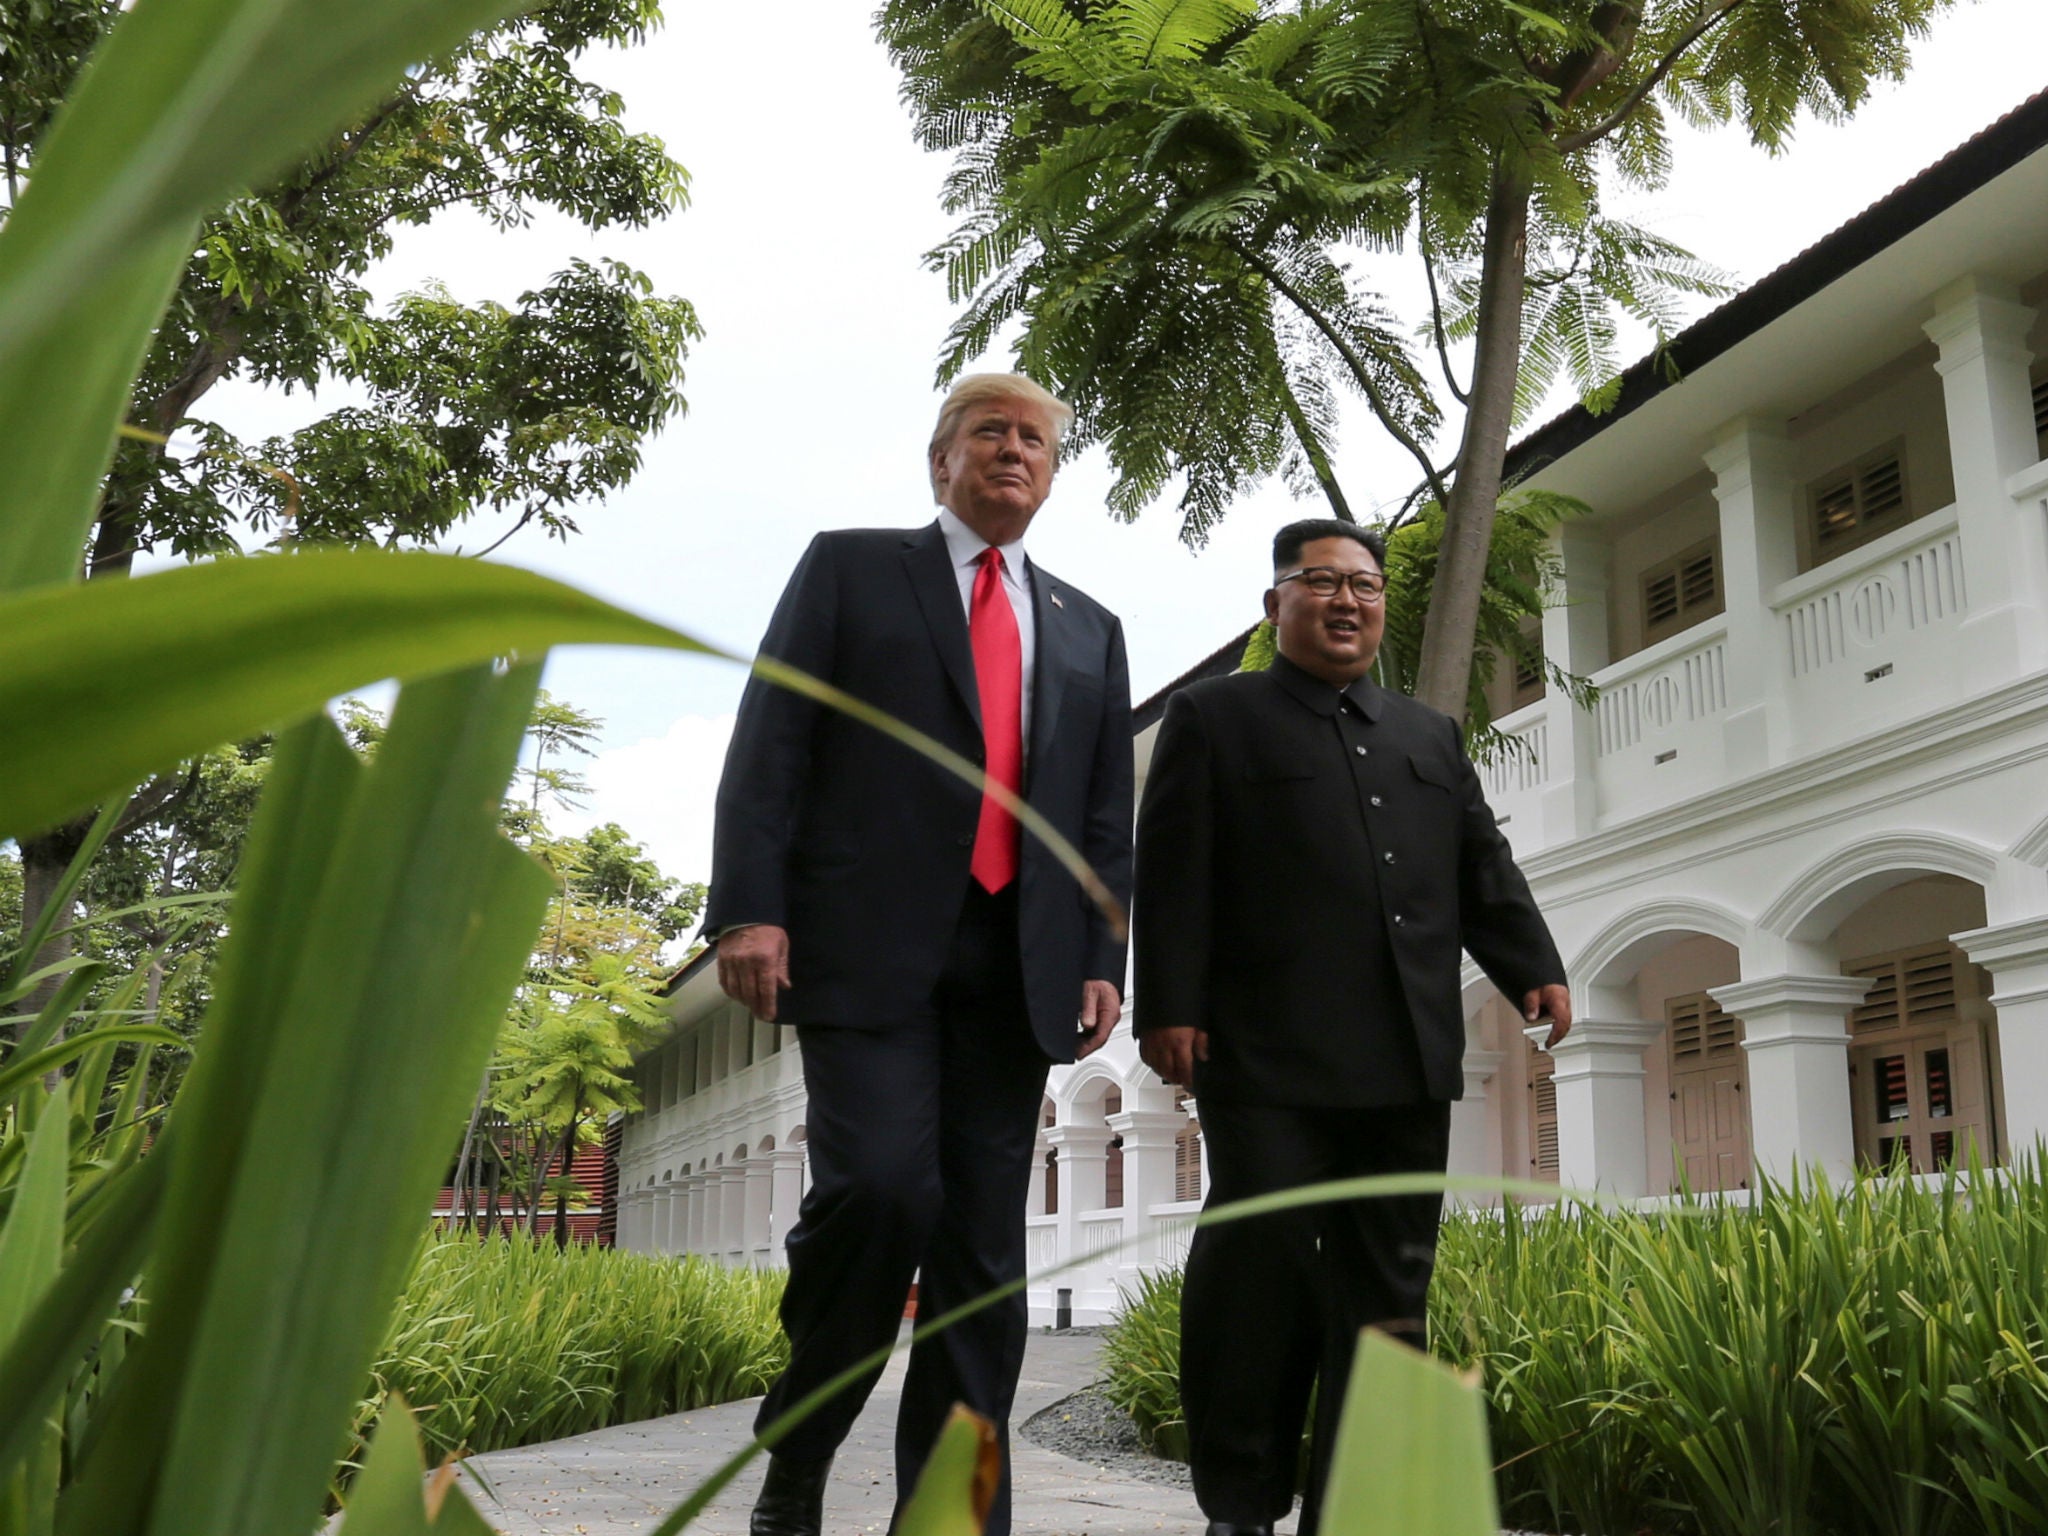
left=1273, top=518, right=1385, bottom=573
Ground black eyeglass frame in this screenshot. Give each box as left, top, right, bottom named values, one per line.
left=1275, top=566, right=1387, bottom=601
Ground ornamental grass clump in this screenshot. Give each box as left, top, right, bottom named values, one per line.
left=1108, top=1157, right=2048, bottom=1536
left=356, top=1237, right=787, bottom=1468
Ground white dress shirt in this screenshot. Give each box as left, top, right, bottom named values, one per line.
left=937, top=507, right=1036, bottom=745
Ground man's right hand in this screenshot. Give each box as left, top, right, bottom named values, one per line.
left=1139, top=1025, right=1208, bottom=1091
left=716, top=924, right=790, bottom=1023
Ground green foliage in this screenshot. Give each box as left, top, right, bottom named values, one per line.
left=0, top=0, right=695, bottom=582
left=1101, top=1265, right=1187, bottom=1460
left=1107, top=1158, right=2048, bottom=1536
left=355, top=1238, right=787, bottom=1470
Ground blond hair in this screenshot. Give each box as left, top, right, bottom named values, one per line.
left=927, top=373, right=1075, bottom=496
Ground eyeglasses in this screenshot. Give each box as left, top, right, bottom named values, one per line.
left=1276, top=566, right=1386, bottom=602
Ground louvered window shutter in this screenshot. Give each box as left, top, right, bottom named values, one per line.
left=1811, top=442, right=1910, bottom=560
left=1641, top=538, right=1723, bottom=645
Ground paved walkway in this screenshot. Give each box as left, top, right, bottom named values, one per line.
left=453, top=1328, right=1297, bottom=1535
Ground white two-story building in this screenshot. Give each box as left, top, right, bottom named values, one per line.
left=615, top=91, right=2048, bottom=1324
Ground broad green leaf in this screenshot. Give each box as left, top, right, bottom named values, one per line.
left=893, top=1406, right=1000, bottom=1536
left=0, top=550, right=699, bottom=844
left=0, top=548, right=1126, bottom=939
left=0, top=1083, right=72, bottom=1536
left=61, top=664, right=553, bottom=1536
left=0, top=0, right=547, bottom=592
left=1319, top=1329, right=1499, bottom=1536
left=336, top=1397, right=498, bottom=1536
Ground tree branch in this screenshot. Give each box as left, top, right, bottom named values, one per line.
left=1415, top=185, right=1469, bottom=405
left=1554, top=0, right=1748, bottom=155
left=1225, top=235, right=1453, bottom=514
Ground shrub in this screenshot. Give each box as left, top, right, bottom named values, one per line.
left=1107, top=1159, right=2048, bottom=1536
left=356, top=1238, right=787, bottom=1467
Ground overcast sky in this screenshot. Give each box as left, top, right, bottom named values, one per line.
left=206, top=1, right=2048, bottom=893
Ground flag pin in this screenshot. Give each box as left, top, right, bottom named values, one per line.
left=1050, top=590, right=1065, bottom=609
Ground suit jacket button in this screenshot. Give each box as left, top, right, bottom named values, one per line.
left=1370, top=795, right=1383, bottom=807
left=1383, top=851, right=1396, bottom=865
left=1392, top=914, right=1405, bottom=926
left=1354, top=745, right=1368, bottom=756
left=956, top=834, right=974, bottom=847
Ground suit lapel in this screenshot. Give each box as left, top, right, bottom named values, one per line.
left=902, top=522, right=982, bottom=729
left=1027, top=559, right=1069, bottom=790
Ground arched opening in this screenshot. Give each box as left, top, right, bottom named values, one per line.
left=1828, top=874, right=2000, bottom=1173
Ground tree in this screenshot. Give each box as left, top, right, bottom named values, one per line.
left=4, top=0, right=699, bottom=1015
left=883, top=0, right=1954, bottom=717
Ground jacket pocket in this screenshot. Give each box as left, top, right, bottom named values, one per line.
left=1408, top=754, right=1459, bottom=792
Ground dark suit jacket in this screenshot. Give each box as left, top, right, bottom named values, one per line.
left=706, top=521, right=1135, bottom=1061
left=1132, top=655, right=1562, bottom=1105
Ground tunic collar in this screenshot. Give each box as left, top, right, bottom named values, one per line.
left=1269, top=651, right=1385, bottom=722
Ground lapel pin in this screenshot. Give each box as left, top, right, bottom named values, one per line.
left=1050, top=590, right=1064, bottom=609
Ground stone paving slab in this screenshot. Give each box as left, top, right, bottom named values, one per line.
left=452, top=1329, right=1297, bottom=1536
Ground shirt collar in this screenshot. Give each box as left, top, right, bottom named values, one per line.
left=1269, top=651, right=1385, bottom=721
left=937, top=507, right=1028, bottom=579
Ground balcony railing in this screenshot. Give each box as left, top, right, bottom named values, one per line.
left=1773, top=506, right=1966, bottom=680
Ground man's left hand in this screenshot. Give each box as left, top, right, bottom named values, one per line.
left=1524, top=983, right=1573, bottom=1049
left=1076, top=979, right=1121, bottom=1059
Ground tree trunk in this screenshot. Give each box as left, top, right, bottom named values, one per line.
left=552, top=1120, right=580, bottom=1249
left=15, top=823, right=88, bottom=1048
left=482, top=1153, right=503, bottom=1239
left=447, top=1068, right=490, bottom=1232
left=1412, top=167, right=1532, bottom=720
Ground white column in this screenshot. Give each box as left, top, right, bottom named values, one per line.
left=1957, top=915, right=2048, bottom=1154
left=1446, top=1049, right=1504, bottom=1201
left=742, top=1156, right=774, bottom=1266
left=659, top=1187, right=684, bottom=1253
left=1537, top=1019, right=1662, bottom=1198
left=767, top=1147, right=807, bottom=1264
left=1047, top=1124, right=1113, bottom=1214
left=720, top=1167, right=747, bottom=1265
left=1713, top=973, right=1871, bottom=1183
left=1924, top=277, right=2048, bottom=670
left=1539, top=523, right=1610, bottom=842
left=684, top=1171, right=710, bottom=1255
left=1108, top=1106, right=1184, bottom=1244
left=1705, top=419, right=1797, bottom=774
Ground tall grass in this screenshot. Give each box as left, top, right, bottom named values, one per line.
left=357, top=1238, right=787, bottom=1466
left=1107, top=1158, right=2048, bottom=1535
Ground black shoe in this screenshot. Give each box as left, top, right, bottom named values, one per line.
left=1204, top=1524, right=1275, bottom=1536
left=751, top=1453, right=833, bottom=1536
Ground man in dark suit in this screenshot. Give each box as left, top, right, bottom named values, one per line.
left=707, top=373, right=1134, bottom=1536
left=1133, top=518, right=1570, bottom=1536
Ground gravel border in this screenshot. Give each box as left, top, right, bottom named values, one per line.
left=1018, top=1384, right=1193, bottom=1490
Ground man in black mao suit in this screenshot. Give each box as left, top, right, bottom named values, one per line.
left=707, top=374, right=1134, bottom=1536
left=1133, top=518, right=1571, bottom=1536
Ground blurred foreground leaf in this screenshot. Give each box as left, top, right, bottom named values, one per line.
left=337, top=1396, right=497, bottom=1536
left=1320, top=1328, right=1499, bottom=1536
left=893, top=1405, right=1000, bottom=1536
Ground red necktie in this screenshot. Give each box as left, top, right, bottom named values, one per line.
left=969, top=547, right=1023, bottom=893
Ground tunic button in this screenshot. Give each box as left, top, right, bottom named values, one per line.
left=1383, top=851, right=1396, bottom=864
left=1370, top=795, right=1383, bottom=807
left=1355, top=745, right=1368, bottom=757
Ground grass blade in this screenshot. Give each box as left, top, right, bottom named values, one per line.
left=0, top=1083, right=73, bottom=1531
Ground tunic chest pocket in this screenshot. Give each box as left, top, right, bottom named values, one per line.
left=1407, top=755, right=1459, bottom=793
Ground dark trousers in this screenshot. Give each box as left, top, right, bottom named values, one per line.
left=1181, top=1099, right=1453, bottom=1535
left=753, top=885, right=1051, bottom=1536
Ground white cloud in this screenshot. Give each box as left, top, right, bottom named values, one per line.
left=552, top=714, right=736, bottom=892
